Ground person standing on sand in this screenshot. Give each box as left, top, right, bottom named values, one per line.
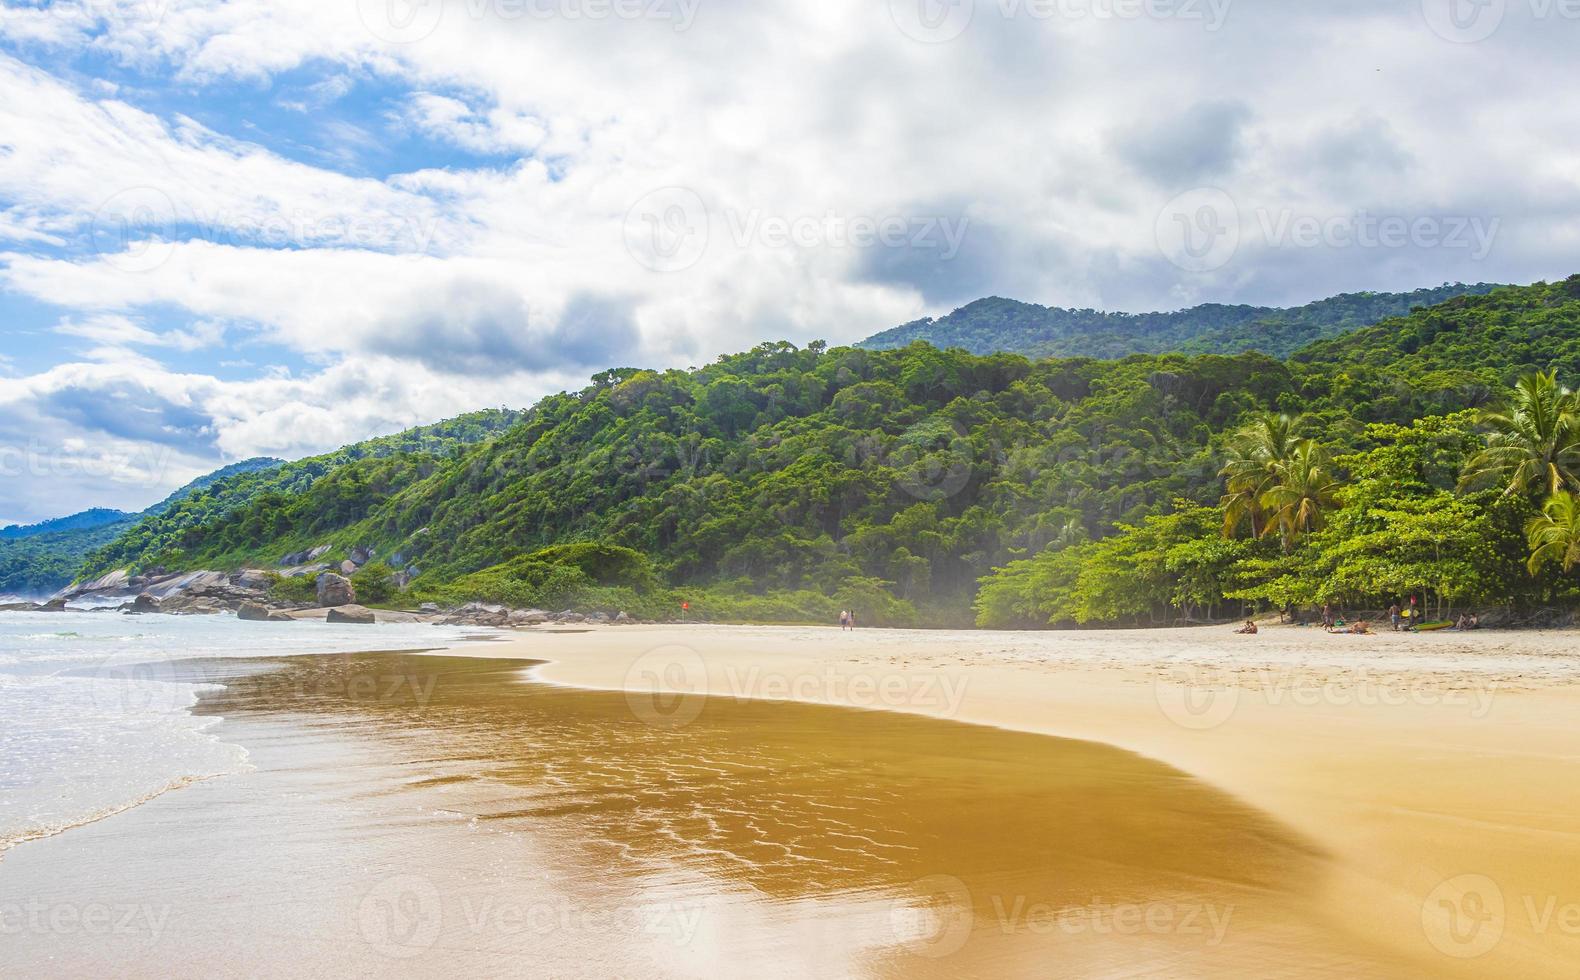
left=839, top=610, right=850, bottom=631
left=1388, top=603, right=1401, bottom=632
left=849, top=610, right=857, bottom=630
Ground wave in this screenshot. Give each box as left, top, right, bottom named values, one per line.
left=0, top=763, right=252, bottom=861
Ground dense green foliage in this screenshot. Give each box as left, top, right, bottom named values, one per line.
left=80, top=410, right=521, bottom=577
left=0, top=458, right=281, bottom=595
left=27, top=276, right=1580, bottom=627
left=860, top=284, right=1500, bottom=361
left=0, top=508, right=129, bottom=540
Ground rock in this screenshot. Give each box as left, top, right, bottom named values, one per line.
left=279, top=562, right=330, bottom=580
left=0, top=601, right=40, bottom=612
left=439, top=601, right=509, bottom=626
left=419, top=602, right=441, bottom=614
left=130, top=593, right=161, bottom=614
left=508, top=608, right=550, bottom=626
left=266, top=610, right=296, bottom=622
left=64, top=568, right=130, bottom=598
left=587, top=611, right=611, bottom=624
left=338, top=560, right=357, bottom=576
left=237, top=601, right=271, bottom=621
left=279, top=550, right=309, bottom=567
left=308, top=544, right=332, bottom=561
left=349, top=545, right=375, bottom=566
left=40, top=598, right=69, bottom=612
left=554, top=610, right=587, bottom=624
left=232, top=569, right=274, bottom=591
left=326, top=604, right=376, bottom=624
left=614, top=611, right=632, bottom=624
left=316, top=573, right=356, bottom=608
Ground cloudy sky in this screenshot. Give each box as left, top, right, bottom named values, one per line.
left=1, top=0, right=1578, bottom=524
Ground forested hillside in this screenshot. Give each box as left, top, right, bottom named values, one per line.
left=0, top=458, right=281, bottom=595
left=49, top=277, right=1575, bottom=627
left=80, top=410, right=522, bottom=578
left=859, top=284, right=1499, bottom=360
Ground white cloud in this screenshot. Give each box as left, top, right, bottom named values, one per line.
left=4, top=0, right=1580, bottom=520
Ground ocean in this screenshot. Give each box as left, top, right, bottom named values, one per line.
left=0, top=611, right=480, bottom=855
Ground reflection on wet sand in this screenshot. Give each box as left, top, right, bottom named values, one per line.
left=177, top=652, right=1420, bottom=976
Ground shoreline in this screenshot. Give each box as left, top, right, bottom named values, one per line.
left=5, top=620, right=1578, bottom=975
left=433, top=622, right=1580, bottom=977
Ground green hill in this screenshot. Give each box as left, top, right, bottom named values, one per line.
left=39, top=277, right=1580, bottom=627
left=858, top=284, right=1501, bottom=360
left=0, top=458, right=282, bottom=596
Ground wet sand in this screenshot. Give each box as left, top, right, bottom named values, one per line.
left=3, top=625, right=1578, bottom=977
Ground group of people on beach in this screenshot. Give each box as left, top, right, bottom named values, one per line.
left=838, top=609, right=858, bottom=631
left=1235, top=598, right=1482, bottom=636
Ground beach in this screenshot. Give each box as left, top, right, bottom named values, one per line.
left=3, top=622, right=1579, bottom=977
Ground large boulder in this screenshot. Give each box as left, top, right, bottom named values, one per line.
left=508, top=608, right=550, bottom=626
left=232, top=569, right=274, bottom=592
left=237, top=601, right=271, bottom=621
left=130, top=592, right=161, bottom=614
left=316, top=573, right=356, bottom=607
left=40, top=598, right=69, bottom=612
left=326, top=604, right=376, bottom=624
left=349, top=545, right=375, bottom=566
left=339, top=560, right=359, bottom=576
left=266, top=610, right=296, bottom=622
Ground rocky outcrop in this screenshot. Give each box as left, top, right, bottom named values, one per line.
left=439, top=602, right=509, bottom=626
left=326, top=604, right=376, bottom=624
left=130, top=593, right=161, bottom=614
left=316, top=573, right=356, bottom=607
left=237, top=601, right=271, bottom=621
left=349, top=545, right=375, bottom=566
left=508, top=608, right=550, bottom=626
left=232, top=569, right=274, bottom=591
left=278, top=562, right=330, bottom=580
left=39, top=598, right=68, bottom=612
left=279, top=544, right=332, bottom=567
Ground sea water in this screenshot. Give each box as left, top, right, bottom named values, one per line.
left=0, top=611, right=482, bottom=853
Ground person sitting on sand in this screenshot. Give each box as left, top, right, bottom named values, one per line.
left=1234, top=620, right=1258, bottom=635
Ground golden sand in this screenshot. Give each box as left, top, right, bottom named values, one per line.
left=3, top=625, right=1577, bottom=977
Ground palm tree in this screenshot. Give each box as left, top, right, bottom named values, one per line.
left=1219, top=413, right=1302, bottom=537
left=1260, top=440, right=1340, bottom=551
left=1459, top=370, right=1580, bottom=498
left=1526, top=490, right=1580, bottom=574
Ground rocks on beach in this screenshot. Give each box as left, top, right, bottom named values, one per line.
left=316, top=573, right=356, bottom=608
left=325, top=604, right=376, bottom=625
left=7, top=562, right=636, bottom=629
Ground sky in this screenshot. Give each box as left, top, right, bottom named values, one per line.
left=2, top=0, right=1580, bottom=525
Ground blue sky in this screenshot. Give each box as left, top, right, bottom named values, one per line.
left=2, top=0, right=1580, bottom=525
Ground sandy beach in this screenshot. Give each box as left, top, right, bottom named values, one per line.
left=3, top=623, right=1578, bottom=977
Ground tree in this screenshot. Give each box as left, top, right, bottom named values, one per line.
left=1219, top=413, right=1303, bottom=537
left=1526, top=490, right=1580, bottom=574
left=1260, top=441, right=1339, bottom=550
left=1459, top=370, right=1580, bottom=499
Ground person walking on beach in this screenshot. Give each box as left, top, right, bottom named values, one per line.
left=839, top=610, right=850, bottom=631
left=1388, top=602, right=1402, bottom=632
